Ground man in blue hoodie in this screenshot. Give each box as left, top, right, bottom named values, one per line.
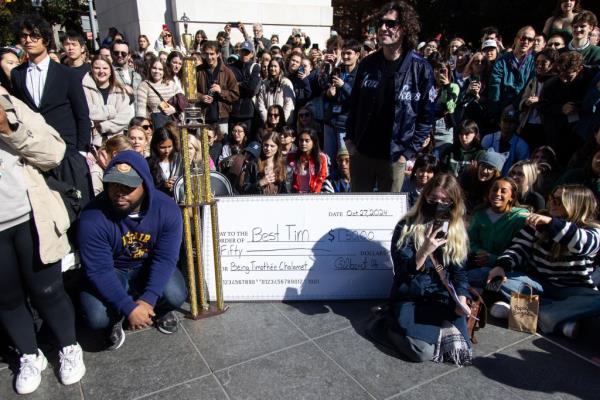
left=78, top=151, right=186, bottom=350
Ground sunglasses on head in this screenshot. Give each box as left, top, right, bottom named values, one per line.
left=376, top=18, right=400, bottom=29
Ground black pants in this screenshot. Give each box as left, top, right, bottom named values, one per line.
left=0, top=219, right=76, bottom=354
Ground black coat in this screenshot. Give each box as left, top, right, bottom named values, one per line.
left=11, top=60, right=91, bottom=153
left=10, top=59, right=93, bottom=206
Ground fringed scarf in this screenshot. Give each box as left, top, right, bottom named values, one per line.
left=432, top=321, right=472, bottom=366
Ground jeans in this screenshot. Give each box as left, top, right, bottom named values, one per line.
left=350, top=151, right=406, bottom=193
left=80, top=267, right=187, bottom=330
left=467, top=267, right=600, bottom=333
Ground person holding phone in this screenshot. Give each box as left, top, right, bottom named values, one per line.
left=485, top=184, right=600, bottom=338
left=154, top=25, right=182, bottom=54
left=385, top=173, right=472, bottom=365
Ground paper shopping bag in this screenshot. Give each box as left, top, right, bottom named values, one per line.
left=508, top=284, right=539, bottom=334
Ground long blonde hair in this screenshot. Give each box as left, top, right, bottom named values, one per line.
left=396, top=173, right=469, bottom=265
left=544, top=184, right=600, bottom=258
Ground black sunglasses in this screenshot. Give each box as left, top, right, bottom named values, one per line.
left=141, top=124, right=152, bottom=130
left=376, top=18, right=400, bottom=29
left=112, top=51, right=128, bottom=57
left=19, top=32, right=42, bottom=42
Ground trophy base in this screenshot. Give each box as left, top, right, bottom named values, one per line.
left=183, top=105, right=204, bottom=127
left=185, top=304, right=230, bottom=320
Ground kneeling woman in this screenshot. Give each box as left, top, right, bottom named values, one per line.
left=389, top=173, right=472, bottom=365
left=487, top=185, right=600, bottom=337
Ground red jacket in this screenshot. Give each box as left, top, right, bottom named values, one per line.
left=286, top=151, right=328, bottom=193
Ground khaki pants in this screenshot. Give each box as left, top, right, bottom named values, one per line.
left=350, top=151, right=406, bottom=193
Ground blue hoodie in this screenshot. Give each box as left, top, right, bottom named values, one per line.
left=78, top=151, right=183, bottom=317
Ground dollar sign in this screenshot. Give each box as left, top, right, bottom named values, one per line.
left=328, top=229, right=335, bottom=242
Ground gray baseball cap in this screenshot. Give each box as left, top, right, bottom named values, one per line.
left=103, top=163, right=143, bottom=188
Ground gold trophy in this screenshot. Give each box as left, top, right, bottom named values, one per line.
left=179, top=12, right=227, bottom=319
left=180, top=13, right=193, bottom=54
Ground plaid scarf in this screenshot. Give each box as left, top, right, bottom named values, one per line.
left=432, top=321, right=472, bottom=366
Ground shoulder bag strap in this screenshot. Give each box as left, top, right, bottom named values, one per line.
left=145, top=81, right=165, bottom=102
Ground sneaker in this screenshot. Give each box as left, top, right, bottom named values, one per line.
left=15, top=349, right=47, bottom=395
left=156, top=311, right=178, bottom=334
left=562, top=321, right=580, bottom=339
left=490, top=301, right=511, bottom=319
left=59, top=343, right=86, bottom=385
left=107, top=319, right=125, bottom=351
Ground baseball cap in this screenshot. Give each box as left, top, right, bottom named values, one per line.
left=481, top=39, right=498, bottom=50
left=240, top=41, right=255, bottom=53
left=477, top=150, right=506, bottom=172
left=502, top=109, right=519, bottom=122
left=245, top=141, right=261, bottom=159
left=103, top=163, right=143, bottom=187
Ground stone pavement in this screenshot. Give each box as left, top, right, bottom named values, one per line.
left=0, top=301, right=599, bottom=399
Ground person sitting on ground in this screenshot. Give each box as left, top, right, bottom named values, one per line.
left=386, top=173, right=472, bottom=365
left=486, top=184, right=600, bottom=339
left=401, top=154, right=439, bottom=208
left=466, top=177, right=528, bottom=278
left=78, top=150, right=187, bottom=350
left=239, top=132, right=288, bottom=194
left=322, top=146, right=352, bottom=193
left=507, top=160, right=545, bottom=211
left=440, top=119, right=484, bottom=177
left=481, top=108, right=530, bottom=176
left=460, top=149, right=505, bottom=214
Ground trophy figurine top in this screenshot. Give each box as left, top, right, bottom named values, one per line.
left=179, top=12, right=203, bottom=125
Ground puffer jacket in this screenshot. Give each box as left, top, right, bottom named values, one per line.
left=0, top=86, right=70, bottom=264
left=345, top=49, right=436, bottom=162
left=82, top=73, right=134, bottom=140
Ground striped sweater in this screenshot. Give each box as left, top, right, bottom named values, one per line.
left=135, top=80, right=181, bottom=118
left=496, top=218, right=600, bottom=289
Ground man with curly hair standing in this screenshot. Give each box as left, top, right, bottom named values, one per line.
left=345, top=0, right=435, bottom=193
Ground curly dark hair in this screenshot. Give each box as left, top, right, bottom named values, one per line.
left=13, top=15, right=53, bottom=48
left=378, top=1, right=421, bottom=51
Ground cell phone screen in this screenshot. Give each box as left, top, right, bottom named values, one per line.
left=432, top=220, right=449, bottom=239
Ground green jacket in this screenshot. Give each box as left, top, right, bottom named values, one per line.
left=468, top=206, right=529, bottom=267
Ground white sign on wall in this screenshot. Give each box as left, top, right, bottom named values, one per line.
left=201, top=194, right=407, bottom=301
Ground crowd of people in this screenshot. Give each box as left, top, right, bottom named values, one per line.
left=1, top=0, right=600, bottom=394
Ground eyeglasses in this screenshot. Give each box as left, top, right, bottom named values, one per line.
left=19, top=31, right=42, bottom=42
left=425, top=197, right=453, bottom=207
left=113, top=51, right=128, bottom=57
left=164, top=33, right=172, bottom=37
left=547, top=42, right=562, bottom=47
left=268, top=113, right=280, bottom=117
left=520, top=36, right=535, bottom=43
left=141, top=124, right=152, bottom=130
left=376, top=18, right=401, bottom=29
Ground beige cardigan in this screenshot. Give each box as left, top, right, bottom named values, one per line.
left=0, top=86, right=71, bottom=264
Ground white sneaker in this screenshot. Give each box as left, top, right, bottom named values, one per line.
left=59, top=343, right=86, bottom=385
left=562, top=321, right=580, bottom=339
left=490, top=301, right=511, bottom=319
left=15, top=349, right=47, bottom=395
